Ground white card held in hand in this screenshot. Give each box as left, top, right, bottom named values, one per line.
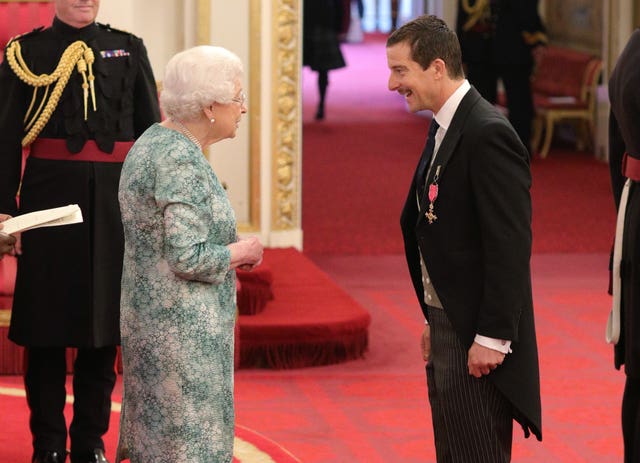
left=0, top=204, right=83, bottom=235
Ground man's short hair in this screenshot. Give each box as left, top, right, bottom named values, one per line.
left=387, top=15, right=464, bottom=79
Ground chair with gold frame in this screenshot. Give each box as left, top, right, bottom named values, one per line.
left=530, top=46, right=603, bottom=158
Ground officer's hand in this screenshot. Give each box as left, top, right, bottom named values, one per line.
left=0, top=215, right=16, bottom=258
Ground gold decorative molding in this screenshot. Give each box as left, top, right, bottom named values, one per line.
left=247, top=0, right=262, bottom=230
left=271, top=0, right=300, bottom=231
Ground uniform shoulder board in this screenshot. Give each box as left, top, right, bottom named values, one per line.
left=96, top=22, right=137, bottom=37
left=6, top=26, right=44, bottom=47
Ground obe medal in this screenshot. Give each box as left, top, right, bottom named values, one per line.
left=425, top=165, right=441, bottom=224
left=425, top=184, right=438, bottom=224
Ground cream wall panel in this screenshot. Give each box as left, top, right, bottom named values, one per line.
left=96, top=0, right=134, bottom=32
left=208, top=0, right=252, bottom=224
left=98, top=0, right=184, bottom=80
left=132, top=0, right=184, bottom=79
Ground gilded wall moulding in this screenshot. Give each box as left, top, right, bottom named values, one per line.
left=271, top=0, right=300, bottom=230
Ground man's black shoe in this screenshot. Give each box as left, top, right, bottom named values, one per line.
left=32, top=450, right=67, bottom=463
left=70, top=448, right=109, bottom=463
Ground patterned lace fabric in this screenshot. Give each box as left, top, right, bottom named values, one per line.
left=117, top=123, right=237, bottom=463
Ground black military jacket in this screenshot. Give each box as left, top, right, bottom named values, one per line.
left=0, top=17, right=161, bottom=347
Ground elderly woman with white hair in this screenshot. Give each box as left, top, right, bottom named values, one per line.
left=116, top=45, right=263, bottom=463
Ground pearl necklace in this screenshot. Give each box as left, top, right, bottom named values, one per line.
left=172, top=119, right=202, bottom=150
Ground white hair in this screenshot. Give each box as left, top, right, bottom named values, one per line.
left=160, top=45, right=244, bottom=122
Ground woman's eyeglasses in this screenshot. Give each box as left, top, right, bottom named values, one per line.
left=232, top=91, right=247, bottom=106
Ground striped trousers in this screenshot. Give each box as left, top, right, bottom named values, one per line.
left=426, top=307, right=513, bottom=463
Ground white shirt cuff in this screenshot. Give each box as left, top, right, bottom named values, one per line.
left=474, top=334, right=512, bottom=354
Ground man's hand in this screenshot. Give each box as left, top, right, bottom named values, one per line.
left=421, top=324, right=431, bottom=362
left=468, top=342, right=505, bottom=378
left=0, top=215, right=16, bottom=258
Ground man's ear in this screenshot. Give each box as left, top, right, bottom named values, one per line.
left=430, top=58, right=447, bottom=79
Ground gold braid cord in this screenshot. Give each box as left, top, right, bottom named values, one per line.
left=461, top=0, right=490, bottom=32
left=5, top=39, right=97, bottom=147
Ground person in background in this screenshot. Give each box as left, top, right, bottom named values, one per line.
left=354, top=0, right=364, bottom=20
left=116, top=45, right=263, bottom=463
left=456, top=0, right=547, bottom=154
left=607, top=28, right=640, bottom=463
left=303, top=0, right=348, bottom=120
left=391, top=0, right=399, bottom=31
left=388, top=14, right=541, bottom=462
left=0, top=0, right=161, bottom=461
left=0, top=214, right=16, bottom=258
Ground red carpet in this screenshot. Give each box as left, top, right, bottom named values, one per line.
left=529, top=149, right=615, bottom=253
left=0, top=254, right=624, bottom=462
left=0, top=376, right=301, bottom=463
left=235, top=254, right=624, bottom=462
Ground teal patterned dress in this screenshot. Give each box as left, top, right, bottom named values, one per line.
left=116, top=123, right=237, bottom=463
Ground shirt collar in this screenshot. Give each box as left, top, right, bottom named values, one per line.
left=432, top=79, right=470, bottom=131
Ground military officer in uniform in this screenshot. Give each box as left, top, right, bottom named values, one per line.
left=0, top=1, right=161, bottom=462
left=608, top=28, right=640, bottom=463
left=456, top=0, right=547, bottom=154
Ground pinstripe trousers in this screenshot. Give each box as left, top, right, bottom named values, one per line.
left=426, top=306, right=513, bottom=463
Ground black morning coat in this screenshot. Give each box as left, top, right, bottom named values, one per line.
left=0, top=17, right=161, bottom=347
left=608, top=28, right=640, bottom=376
left=400, top=87, right=542, bottom=440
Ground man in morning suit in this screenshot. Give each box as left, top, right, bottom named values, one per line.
left=387, top=15, right=541, bottom=462
left=0, top=0, right=161, bottom=462
left=608, top=28, right=640, bottom=463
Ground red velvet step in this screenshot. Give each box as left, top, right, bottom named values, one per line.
left=236, top=265, right=274, bottom=315
left=238, top=248, right=371, bottom=369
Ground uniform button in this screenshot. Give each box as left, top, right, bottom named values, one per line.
left=426, top=278, right=431, bottom=284
left=427, top=294, right=432, bottom=301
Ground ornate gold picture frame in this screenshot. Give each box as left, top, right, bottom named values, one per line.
left=544, top=0, right=602, bottom=54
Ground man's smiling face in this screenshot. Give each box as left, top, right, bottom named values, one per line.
left=386, top=41, right=437, bottom=113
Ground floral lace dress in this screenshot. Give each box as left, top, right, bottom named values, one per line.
left=116, top=123, right=237, bottom=463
